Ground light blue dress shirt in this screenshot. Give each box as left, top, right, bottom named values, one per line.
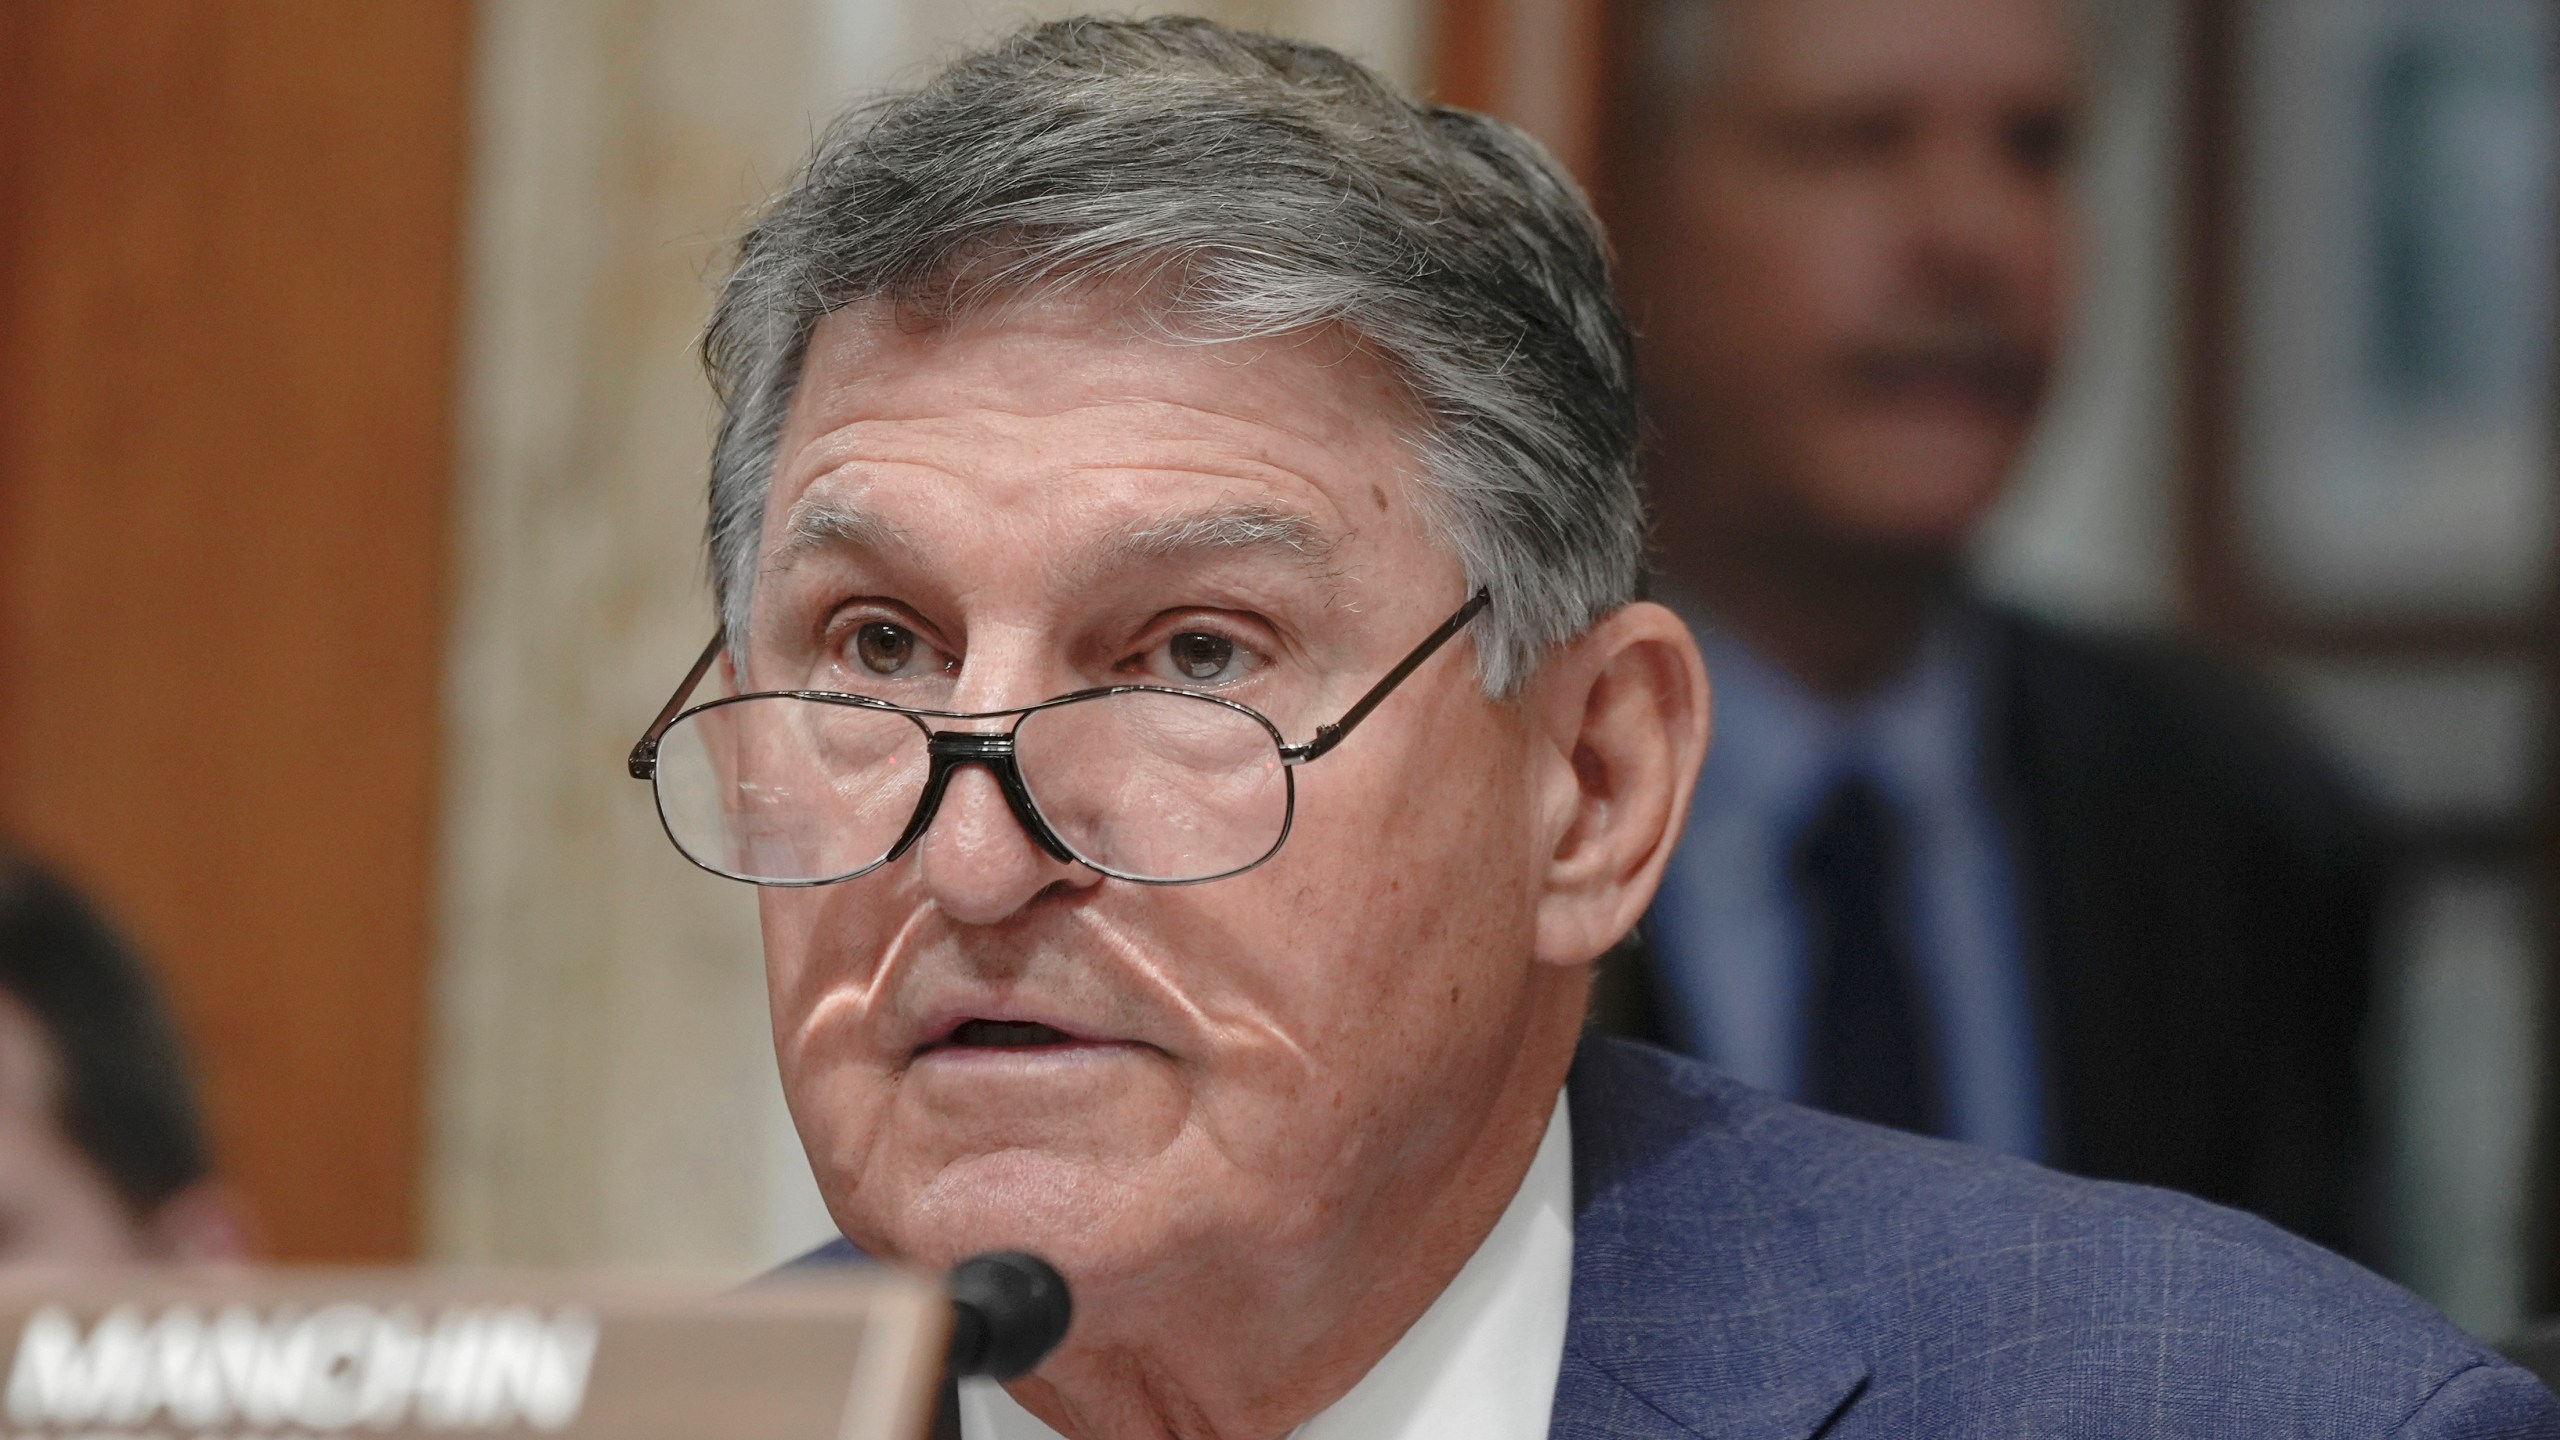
left=1646, top=613, right=2045, bottom=1160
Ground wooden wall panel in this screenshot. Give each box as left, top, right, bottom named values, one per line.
left=0, top=1, right=468, bottom=1259
left=1427, top=0, right=1609, bottom=182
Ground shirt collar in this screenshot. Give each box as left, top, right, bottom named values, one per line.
left=1686, top=604, right=1988, bottom=825
left=961, top=1092, right=1575, bottom=1440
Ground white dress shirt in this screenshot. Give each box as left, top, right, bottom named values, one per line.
left=961, top=1092, right=1574, bottom=1440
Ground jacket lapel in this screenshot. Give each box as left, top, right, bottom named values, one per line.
left=1551, top=1039, right=1869, bottom=1440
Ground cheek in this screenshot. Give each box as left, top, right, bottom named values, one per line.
left=759, top=885, right=903, bottom=1163
left=1709, top=183, right=1894, bottom=337
left=1240, top=727, right=1543, bottom=1085
left=1653, top=196, right=1882, bottom=443
left=760, top=885, right=875, bottom=1050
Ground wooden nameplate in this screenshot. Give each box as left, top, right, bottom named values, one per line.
left=0, top=1267, right=945, bottom=1440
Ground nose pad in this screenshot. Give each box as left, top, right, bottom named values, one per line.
left=914, top=758, right=1090, bottom=925
left=921, top=733, right=1077, bottom=864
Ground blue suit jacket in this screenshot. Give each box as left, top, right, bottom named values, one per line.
left=1558, top=1036, right=2552, bottom=1437
left=803, top=1036, right=2556, bottom=1436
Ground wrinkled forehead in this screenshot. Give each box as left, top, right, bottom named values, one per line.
left=1721, top=0, right=2081, bottom=99
left=755, top=298, right=1452, bottom=605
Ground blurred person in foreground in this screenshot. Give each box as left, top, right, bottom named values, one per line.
left=0, top=854, right=244, bottom=1264
left=1605, top=0, right=2383, bottom=1257
left=629, top=17, right=2548, bottom=1436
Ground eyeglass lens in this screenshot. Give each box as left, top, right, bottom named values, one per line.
left=651, top=689, right=1291, bottom=885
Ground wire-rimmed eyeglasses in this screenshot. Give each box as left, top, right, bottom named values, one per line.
left=626, top=590, right=1491, bottom=887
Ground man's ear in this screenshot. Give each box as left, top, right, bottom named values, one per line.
left=1525, top=601, right=1711, bottom=967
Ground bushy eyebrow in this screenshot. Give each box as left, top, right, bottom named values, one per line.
left=1103, top=502, right=1336, bottom=566
left=762, top=496, right=913, bottom=575
left=1065, top=500, right=1344, bottom=597
left=766, top=493, right=1342, bottom=590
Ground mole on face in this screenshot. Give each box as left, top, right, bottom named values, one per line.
left=1370, top=484, right=1387, bottom=513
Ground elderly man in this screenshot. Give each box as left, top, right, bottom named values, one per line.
left=1608, top=0, right=2382, bottom=1259
left=626, top=17, right=2553, bottom=1438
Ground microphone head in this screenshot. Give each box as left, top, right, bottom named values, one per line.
left=945, top=1251, right=1072, bottom=1380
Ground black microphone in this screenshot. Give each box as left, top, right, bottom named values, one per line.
left=945, top=1251, right=1072, bottom=1380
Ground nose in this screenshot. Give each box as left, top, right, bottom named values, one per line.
left=1904, top=125, right=2060, bottom=304
left=914, top=755, right=1097, bottom=925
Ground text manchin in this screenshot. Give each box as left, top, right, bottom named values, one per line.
left=3, top=1303, right=599, bottom=1434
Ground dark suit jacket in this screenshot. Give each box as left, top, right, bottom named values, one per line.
left=1597, top=605, right=2384, bottom=1258
left=803, top=1037, right=2551, bottom=1435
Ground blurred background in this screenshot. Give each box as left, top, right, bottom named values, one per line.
left=0, top=0, right=2549, bottom=1343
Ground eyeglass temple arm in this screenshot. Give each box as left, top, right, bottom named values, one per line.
left=1281, top=589, right=1491, bottom=766
left=627, top=630, right=729, bottom=780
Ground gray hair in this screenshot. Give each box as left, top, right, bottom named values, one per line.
left=700, top=16, right=1640, bottom=694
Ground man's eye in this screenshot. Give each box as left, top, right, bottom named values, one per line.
left=854, top=622, right=919, bottom=675
left=1167, top=632, right=1237, bottom=682
left=2006, top=110, right=2076, bottom=177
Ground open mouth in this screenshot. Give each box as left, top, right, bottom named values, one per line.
left=911, top=1012, right=1145, bottom=1063
left=946, top=1019, right=1074, bottom=1049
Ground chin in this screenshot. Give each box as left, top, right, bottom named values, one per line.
left=1809, top=425, right=2019, bottom=552
left=816, top=1097, right=1163, bottom=1250
left=856, top=1146, right=1177, bottom=1290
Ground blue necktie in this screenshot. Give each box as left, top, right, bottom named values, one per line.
left=1796, top=775, right=1943, bottom=1135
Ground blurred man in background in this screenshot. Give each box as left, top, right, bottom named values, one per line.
left=1605, top=0, right=2383, bottom=1257
left=0, top=854, right=244, bottom=1264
